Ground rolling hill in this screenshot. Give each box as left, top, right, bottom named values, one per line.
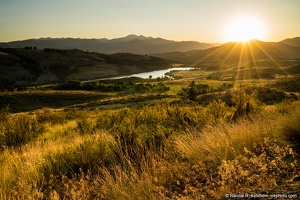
left=0, top=35, right=220, bottom=54
left=279, top=37, right=300, bottom=47
left=0, top=48, right=173, bottom=88
left=152, top=38, right=300, bottom=68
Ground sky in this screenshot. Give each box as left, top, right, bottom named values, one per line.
left=0, top=0, right=299, bottom=43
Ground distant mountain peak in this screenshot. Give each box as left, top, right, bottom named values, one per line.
left=124, top=34, right=152, bottom=40
left=125, top=34, right=138, bottom=38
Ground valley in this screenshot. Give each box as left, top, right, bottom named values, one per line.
left=1, top=0, right=300, bottom=198
left=0, top=37, right=300, bottom=199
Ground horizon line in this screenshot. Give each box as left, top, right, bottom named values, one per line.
left=0, top=35, right=299, bottom=44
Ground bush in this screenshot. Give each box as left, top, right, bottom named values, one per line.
left=36, top=108, right=66, bottom=125
left=231, top=86, right=260, bottom=120
left=82, top=81, right=99, bottom=91
left=271, top=77, right=300, bottom=92
left=55, top=79, right=83, bottom=90
left=281, top=106, right=300, bottom=153
left=149, top=82, right=169, bottom=92
left=41, top=132, right=116, bottom=179
left=77, top=118, right=95, bottom=135
left=0, top=104, right=10, bottom=122
left=135, top=83, right=151, bottom=93
left=179, top=81, right=212, bottom=100
left=206, top=99, right=234, bottom=124
left=167, top=127, right=300, bottom=198
left=3, top=115, right=44, bottom=147
left=216, top=138, right=299, bottom=195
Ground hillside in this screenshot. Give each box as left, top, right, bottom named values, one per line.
left=0, top=48, right=172, bottom=88
left=152, top=39, right=300, bottom=67
left=0, top=35, right=220, bottom=54
left=280, top=37, right=300, bottom=47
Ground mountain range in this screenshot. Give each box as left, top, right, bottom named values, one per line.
left=0, top=34, right=220, bottom=54
left=1, top=36, right=300, bottom=87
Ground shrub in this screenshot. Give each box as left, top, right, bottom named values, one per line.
left=41, top=132, right=116, bottom=179
left=275, top=99, right=295, bottom=114
left=271, top=77, right=300, bottom=92
left=153, top=82, right=170, bottom=92
left=55, top=79, right=83, bottom=90
left=216, top=138, right=299, bottom=195
left=135, top=83, right=151, bottom=93
left=206, top=99, right=234, bottom=124
left=231, top=86, right=260, bottom=120
left=162, top=137, right=299, bottom=199
left=281, top=106, right=300, bottom=153
left=76, top=118, right=95, bottom=135
left=36, top=108, right=66, bottom=125
left=0, top=105, right=10, bottom=121
left=83, top=81, right=99, bottom=91
left=179, top=81, right=212, bottom=100
left=3, top=115, right=44, bottom=147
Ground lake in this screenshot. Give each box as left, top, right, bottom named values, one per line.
left=84, top=67, right=194, bottom=82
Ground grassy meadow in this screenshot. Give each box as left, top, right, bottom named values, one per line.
left=0, top=71, right=300, bottom=199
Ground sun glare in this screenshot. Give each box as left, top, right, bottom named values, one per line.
left=226, top=17, right=265, bottom=42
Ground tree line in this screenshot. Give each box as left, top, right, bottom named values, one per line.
left=55, top=79, right=170, bottom=93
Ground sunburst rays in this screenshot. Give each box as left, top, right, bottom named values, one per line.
left=189, top=39, right=292, bottom=83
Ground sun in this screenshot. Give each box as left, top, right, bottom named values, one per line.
left=226, top=17, right=265, bottom=42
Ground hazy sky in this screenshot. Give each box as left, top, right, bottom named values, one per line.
left=0, top=0, right=299, bottom=42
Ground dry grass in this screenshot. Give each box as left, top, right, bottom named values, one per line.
left=0, top=99, right=300, bottom=199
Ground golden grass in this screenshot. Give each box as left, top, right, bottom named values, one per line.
left=174, top=112, right=281, bottom=165
left=0, top=99, right=299, bottom=199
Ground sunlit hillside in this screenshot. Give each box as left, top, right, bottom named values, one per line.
left=152, top=39, right=300, bottom=66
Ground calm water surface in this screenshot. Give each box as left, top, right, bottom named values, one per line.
left=84, top=67, right=194, bottom=82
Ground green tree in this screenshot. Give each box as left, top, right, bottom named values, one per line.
left=56, top=79, right=82, bottom=90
